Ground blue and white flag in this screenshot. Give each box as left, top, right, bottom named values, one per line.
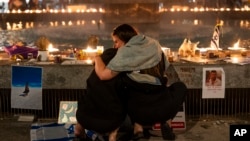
left=210, top=24, right=222, bottom=50
left=30, top=123, right=75, bottom=141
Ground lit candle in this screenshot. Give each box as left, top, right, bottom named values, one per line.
left=86, top=59, right=93, bottom=64
left=231, top=57, right=239, bottom=63
left=49, top=54, right=54, bottom=61
left=228, top=40, right=245, bottom=57
left=48, top=44, right=59, bottom=52
left=197, top=48, right=207, bottom=58
left=96, top=46, right=104, bottom=55
left=199, top=48, right=207, bottom=52
left=241, top=49, right=247, bottom=57
left=228, top=40, right=245, bottom=51
left=224, top=50, right=231, bottom=57
left=82, top=47, right=97, bottom=57
left=161, top=47, right=171, bottom=57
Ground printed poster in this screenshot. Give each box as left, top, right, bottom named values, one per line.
left=202, top=67, right=225, bottom=98
left=58, top=101, right=78, bottom=124
left=11, top=66, right=43, bottom=109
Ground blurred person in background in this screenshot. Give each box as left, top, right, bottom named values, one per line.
left=28, top=0, right=38, bottom=10
left=8, top=0, right=27, bottom=11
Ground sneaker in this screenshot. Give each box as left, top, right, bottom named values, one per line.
left=160, top=122, right=176, bottom=140
left=132, top=131, right=144, bottom=140
left=131, top=129, right=152, bottom=141
left=74, top=123, right=86, bottom=139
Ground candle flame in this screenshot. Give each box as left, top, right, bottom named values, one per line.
left=233, top=40, right=240, bottom=48
left=231, top=57, right=239, bottom=63
left=198, top=48, right=207, bottom=52
left=86, top=59, right=93, bottom=64
left=48, top=44, right=59, bottom=52
left=228, top=39, right=245, bottom=50
left=84, top=47, right=97, bottom=52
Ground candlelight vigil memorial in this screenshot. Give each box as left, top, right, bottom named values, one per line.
left=1, top=0, right=250, bottom=141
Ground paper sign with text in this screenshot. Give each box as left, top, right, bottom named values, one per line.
left=202, top=67, right=225, bottom=98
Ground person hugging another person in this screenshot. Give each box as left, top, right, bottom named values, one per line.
left=94, top=24, right=187, bottom=140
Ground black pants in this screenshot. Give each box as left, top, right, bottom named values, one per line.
left=127, top=81, right=187, bottom=125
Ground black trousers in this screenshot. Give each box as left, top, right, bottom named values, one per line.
left=127, top=81, right=187, bottom=125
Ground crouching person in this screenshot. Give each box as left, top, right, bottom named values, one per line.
left=124, top=77, right=187, bottom=140
left=75, top=48, right=128, bottom=141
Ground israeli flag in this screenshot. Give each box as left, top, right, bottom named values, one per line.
left=210, top=24, right=221, bottom=50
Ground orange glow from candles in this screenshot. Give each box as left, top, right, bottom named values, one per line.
left=48, top=44, right=59, bottom=52
left=234, top=40, right=240, bottom=48
left=86, top=59, right=93, bottom=64
left=228, top=40, right=245, bottom=50
left=84, top=47, right=96, bottom=52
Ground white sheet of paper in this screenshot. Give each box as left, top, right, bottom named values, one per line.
left=202, top=67, right=225, bottom=98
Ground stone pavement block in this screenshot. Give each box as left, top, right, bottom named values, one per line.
left=0, top=117, right=249, bottom=141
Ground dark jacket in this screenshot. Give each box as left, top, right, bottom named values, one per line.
left=76, top=48, right=127, bottom=133
left=125, top=79, right=187, bottom=125
left=76, top=47, right=187, bottom=132
left=122, top=54, right=187, bottom=125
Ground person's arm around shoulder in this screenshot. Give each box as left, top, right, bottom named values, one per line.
left=94, top=55, right=119, bottom=80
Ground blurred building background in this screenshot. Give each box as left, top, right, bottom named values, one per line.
left=1, top=0, right=250, bottom=12
left=1, top=0, right=250, bottom=50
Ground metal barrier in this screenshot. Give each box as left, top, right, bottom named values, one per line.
left=186, top=88, right=250, bottom=119
left=0, top=89, right=84, bottom=119
left=1, top=88, right=250, bottom=119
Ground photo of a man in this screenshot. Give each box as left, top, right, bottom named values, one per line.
left=205, top=70, right=222, bottom=86
left=202, top=68, right=225, bottom=99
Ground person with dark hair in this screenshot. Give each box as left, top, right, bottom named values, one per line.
left=206, top=70, right=222, bottom=86
left=75, top=23, right=187, bottom=141
left=75, top=47, right=128, bottom=141
left=28, top=0, right=38, bottom=10
left=94, top=23, right=187, bottom=140
left=8, top=0, right=27, bottom=11
left=75, top=24, right=139, bottom=141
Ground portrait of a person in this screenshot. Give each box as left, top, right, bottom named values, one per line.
left=206, top=70, right=222, bottom=86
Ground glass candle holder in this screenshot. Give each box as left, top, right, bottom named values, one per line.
left=224, top=50, right=231, bottom=57
left=96, top=46, right=104, bottom=55
left=241, top=49, right=247, bottom=57
left=161, top=47, right=171, bottom=57
left=199, top=48, right=207, bottom=59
